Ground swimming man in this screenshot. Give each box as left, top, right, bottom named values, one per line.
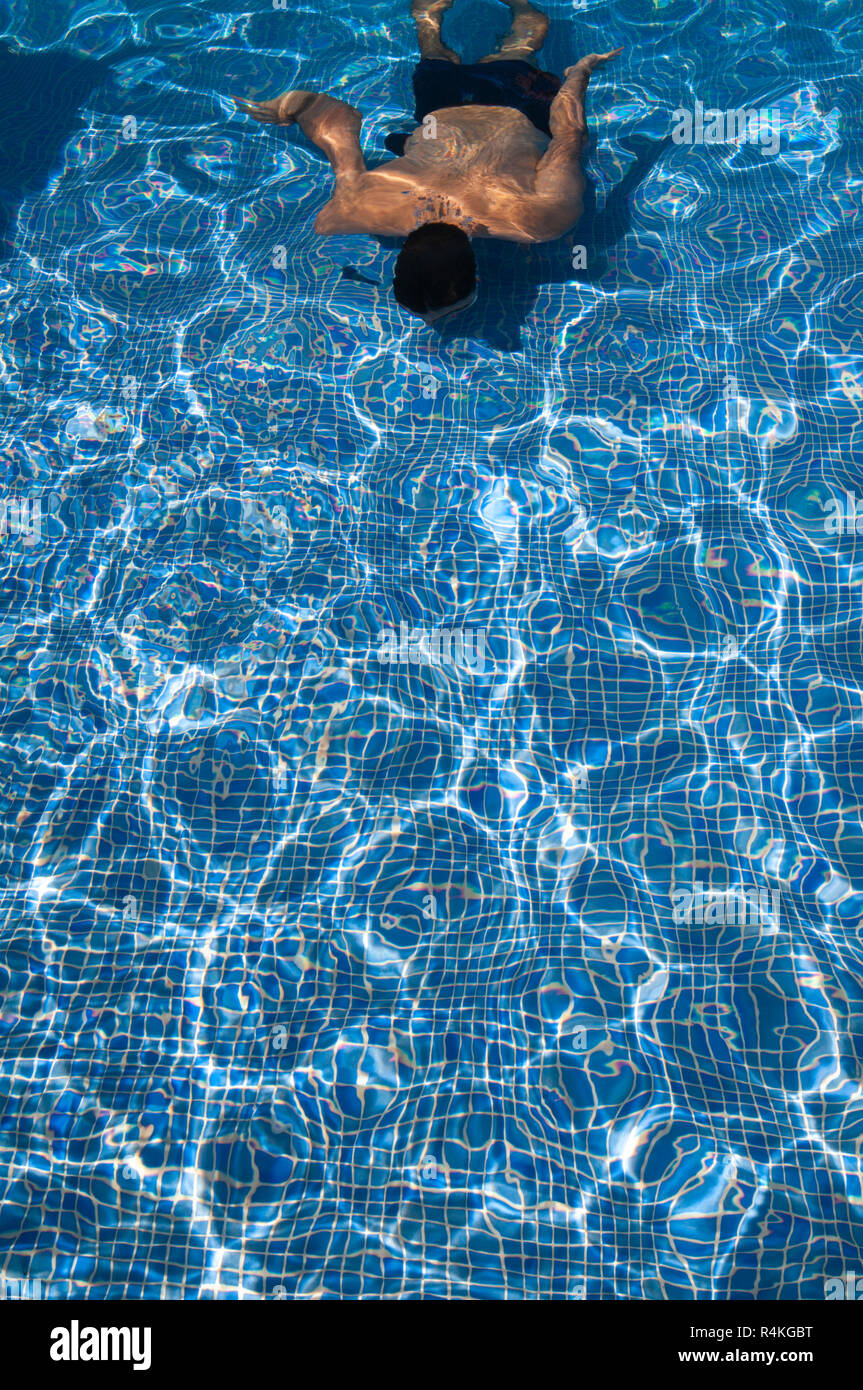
left=235, top=1, right=621, bottom=324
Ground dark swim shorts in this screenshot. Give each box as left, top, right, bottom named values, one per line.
left=384, top=57, right=562, bottom=155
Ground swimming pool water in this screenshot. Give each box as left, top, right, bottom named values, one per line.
left=0, top=0, right=862, bottom=1300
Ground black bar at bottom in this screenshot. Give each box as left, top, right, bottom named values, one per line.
left=0, top=1295, right=854, bottom=1376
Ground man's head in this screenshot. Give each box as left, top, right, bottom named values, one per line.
left=393, top=222, right=477, bottom=324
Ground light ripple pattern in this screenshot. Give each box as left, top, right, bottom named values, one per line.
left=0, top=0, right=861, bottom=1300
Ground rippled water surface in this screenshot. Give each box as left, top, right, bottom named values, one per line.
left=1, top=0, right=862, bottom=1299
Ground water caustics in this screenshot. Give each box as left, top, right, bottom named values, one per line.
left=0, top=0, right=861, bottom=1300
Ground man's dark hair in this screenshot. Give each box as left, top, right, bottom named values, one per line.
left=393, top=222, right=476, bottom=316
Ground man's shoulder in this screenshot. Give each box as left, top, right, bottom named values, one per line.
left=314, top=167, right=422, bottom=236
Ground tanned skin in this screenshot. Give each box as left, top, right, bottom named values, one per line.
left=235, top=0, right=621, bottom=245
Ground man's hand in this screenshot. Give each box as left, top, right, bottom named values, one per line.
left=235, top=90, right=355, bottom=137
left=563, top=48, right=624, bottom=82
left=548, top=47, right=623, bottom=142
left=234, top=91, right=312, bottom=124
left=234, top=89, right=365, bottom=180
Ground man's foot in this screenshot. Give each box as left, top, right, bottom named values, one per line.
left=411, top=0, right=460, bottom=62
left=477, top=0, right=549, bottom=64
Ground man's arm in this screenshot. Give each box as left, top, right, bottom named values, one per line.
left=531, top=49, right=622, bottom=229
left=234, top=89, right=366, bottom=183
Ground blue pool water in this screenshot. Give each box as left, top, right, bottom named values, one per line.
left=0, top=0, right=861, bottom=1300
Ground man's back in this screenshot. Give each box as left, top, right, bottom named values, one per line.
left=313, top=105, right=570, bottom=243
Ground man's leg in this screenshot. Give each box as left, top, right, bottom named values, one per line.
left=411, top=0, right=460, bottom=63
left=478, top=0, right=549, bottom=64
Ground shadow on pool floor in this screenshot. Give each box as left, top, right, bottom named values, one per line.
left=457, top=134, right=673, bottom=351
left=0, top=38, right=155, bottom=262
left=369, top=134, right=672, bottom=352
